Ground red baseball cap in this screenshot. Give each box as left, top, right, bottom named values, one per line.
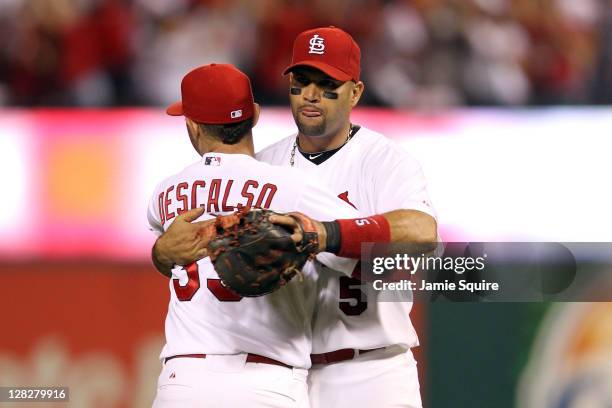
left=166, top=63, right=255, bottom=124
left=283, top=26, right=361, bottom=82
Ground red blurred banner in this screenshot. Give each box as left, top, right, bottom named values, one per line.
left=0, top=262, right=168, bottom=407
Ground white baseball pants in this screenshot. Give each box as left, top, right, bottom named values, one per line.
left=152, top=354, right=309, bottom=407
left=308, top=346, right=422, bottom=408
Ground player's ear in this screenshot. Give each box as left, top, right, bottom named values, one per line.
left=350, top=81, right=364, bottom=108
left=185, top=116, right=196, bottom=131
left=252, top=103, right=261, bottom=127
left=185, top=117, right=198, bottom=134
left=185, top=117, right=204, bottom=155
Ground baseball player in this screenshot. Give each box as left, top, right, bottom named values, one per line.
left=255, top=27, right=438, bottom=408
left=148, top=63, right=360, bottom=407
left=151, top=28, right=438, bottom=407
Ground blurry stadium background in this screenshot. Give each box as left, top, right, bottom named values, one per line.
left=1, top=0, right=612, bottom=407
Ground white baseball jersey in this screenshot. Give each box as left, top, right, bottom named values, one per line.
left=257, top=126, right=437, bottom=353
left=147, top=152, right=358, bottom=368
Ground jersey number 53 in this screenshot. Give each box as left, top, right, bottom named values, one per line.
left=173, top=263, right=242, bottom=302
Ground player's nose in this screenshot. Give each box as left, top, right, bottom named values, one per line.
left=301, top=83, right=321, bottom=103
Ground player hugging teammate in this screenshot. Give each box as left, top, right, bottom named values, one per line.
left=150, top=27, right=438, bottom=408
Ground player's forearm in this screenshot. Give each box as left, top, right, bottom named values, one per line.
left=148, top=208, right=215, bottom=278
left=151, top=238, right=174, bottom=278
left=383, top=209, right=437, bottom=245
left=322, top=209, right=437, bottom=258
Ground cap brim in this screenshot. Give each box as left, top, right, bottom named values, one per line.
left=166, top=101, right=183, bottom=116
left=283, top=62, right=352, bottom=82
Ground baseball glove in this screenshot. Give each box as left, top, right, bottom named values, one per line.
left=207, top=208, right=319, bottom=297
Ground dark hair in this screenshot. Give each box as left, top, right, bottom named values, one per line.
left=198, top=117, right=254, bottom=145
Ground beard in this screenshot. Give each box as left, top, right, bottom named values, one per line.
left=293, top=113, right=327, bottom=137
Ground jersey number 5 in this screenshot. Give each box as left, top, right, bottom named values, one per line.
left=173, top=262, right=242, bottom=302
left=339, top=276, right=367, bottom=315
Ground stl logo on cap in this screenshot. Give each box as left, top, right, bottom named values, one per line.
left=308, top=34, right=325, bottom=55
left=284, top=27, right=361, bottom=82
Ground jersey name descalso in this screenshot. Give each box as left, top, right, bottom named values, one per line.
left=158, top=179, right=278, bottom=226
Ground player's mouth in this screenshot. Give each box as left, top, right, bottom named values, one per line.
left=299, top=106, right=323, bottom=118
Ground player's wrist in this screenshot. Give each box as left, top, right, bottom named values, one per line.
left=312, top=220, right=326, bottom=253
left=153, top=237, right=175, bottom=269
left=322, top=221, right=341, bottom=254
left=334, top=215, right=391, bottom=259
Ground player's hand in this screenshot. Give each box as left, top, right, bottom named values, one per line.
left=269, top=213, right=327, bottom=253
left=153, top=207, right=216, bottom=271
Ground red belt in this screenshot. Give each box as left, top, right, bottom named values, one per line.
left=310, top=348, right=383, bottom=365
left=164, top=353, right=291, bottom=369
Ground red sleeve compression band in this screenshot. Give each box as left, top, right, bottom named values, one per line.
left=335, top=215, right=391, bottom=259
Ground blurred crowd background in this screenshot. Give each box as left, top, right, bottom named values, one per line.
left=1, top=0, right=612, bottom=108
